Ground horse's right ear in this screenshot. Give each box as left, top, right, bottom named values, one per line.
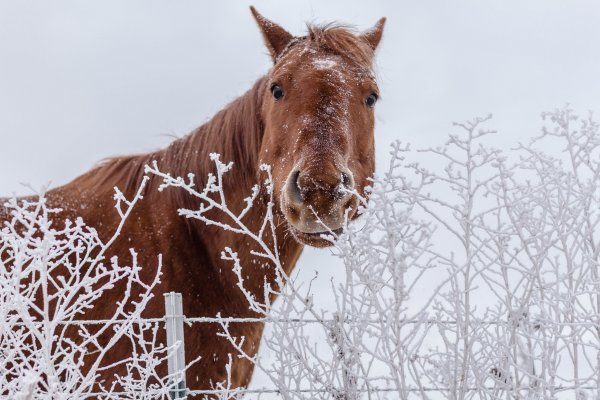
left=360, top=17, right=386, bottom=51
left=250, top=6, right=294, bottom=62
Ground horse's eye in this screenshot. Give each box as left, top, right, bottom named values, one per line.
left=365, top=92, right=378, bottom=107
left=271, top=84, right=284, bottom=101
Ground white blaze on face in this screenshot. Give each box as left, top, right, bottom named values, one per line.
left=312, top=57, right=339, bottom=70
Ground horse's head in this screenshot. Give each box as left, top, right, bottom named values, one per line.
left=251, top=7, right=385, bottom=247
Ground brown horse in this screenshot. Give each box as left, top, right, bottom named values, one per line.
left=0, top=7, right=385, bottom=393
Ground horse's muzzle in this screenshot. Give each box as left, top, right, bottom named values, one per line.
left=281, top=166, right=358, bottom=242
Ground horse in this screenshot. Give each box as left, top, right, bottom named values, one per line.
left=0, top=7, right=385, bottom=393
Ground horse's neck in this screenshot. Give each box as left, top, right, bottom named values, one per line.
left=39, top=75, right=303, bottom=305
left=157, top=78, right=302, bottom=295
left=150, top=76, right=268, bottom=226
left=153, top=76, right=304, bottom=298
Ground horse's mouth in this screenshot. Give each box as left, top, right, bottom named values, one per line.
left=289, top=226, right=343, bottom=247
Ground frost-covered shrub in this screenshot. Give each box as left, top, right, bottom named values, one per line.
left=0, top=178, right=180, bottom=399
left=151, top=107, right=600, bottom=399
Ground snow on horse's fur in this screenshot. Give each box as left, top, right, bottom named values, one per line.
left=0, top=7, right=384, bottom=393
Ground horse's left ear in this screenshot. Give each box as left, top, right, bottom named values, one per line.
left=360, top=17, right=386, bottom=51
left=250, top=6, right=294, bottom=62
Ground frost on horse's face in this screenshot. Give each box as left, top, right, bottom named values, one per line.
left=252, top=8, right=385, bottom=247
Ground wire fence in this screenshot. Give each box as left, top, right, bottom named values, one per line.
left=66, top=292, right=593, bottom=399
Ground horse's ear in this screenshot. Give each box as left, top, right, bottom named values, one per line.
left=360, top=17, right=386, bottom=51
left=250, top=6, right=294, bottom=62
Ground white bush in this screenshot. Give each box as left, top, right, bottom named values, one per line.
left=150, top=107, right=600, bottom=399
left=0, top=177, right=181, bottom=399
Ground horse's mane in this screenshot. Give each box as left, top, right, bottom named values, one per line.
left=73, top=76, right=267, bottom=202
left=156, top=76, right=267, bottom=193
left=71, top=23, right=371, bottom=205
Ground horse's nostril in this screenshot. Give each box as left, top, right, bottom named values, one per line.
left=341, top=173, right=349, bottom=188
left=341, top=171, right=353, bottom=189
left=293, top=170, right=301, bottom=189
left=288, top=170, right=302, bottom=201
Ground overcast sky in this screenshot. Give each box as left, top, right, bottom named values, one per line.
left=2, top=1, right=600, bottom=196
left=1, top=0, right=600, bottom=388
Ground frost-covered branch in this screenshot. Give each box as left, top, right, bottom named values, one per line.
left=0, top=177, right=179, bottom=399
left=148, top=107, right=600, bottom=399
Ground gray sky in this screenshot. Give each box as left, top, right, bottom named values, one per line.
left=1, top=0, right=600, bottom=388
left=2, top=1, right=599, bottom=196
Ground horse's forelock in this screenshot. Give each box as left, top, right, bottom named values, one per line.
left=278, top=23, right=375, bottom=69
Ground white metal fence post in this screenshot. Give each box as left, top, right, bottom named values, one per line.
left=164, top=292, right=187, bottom=399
